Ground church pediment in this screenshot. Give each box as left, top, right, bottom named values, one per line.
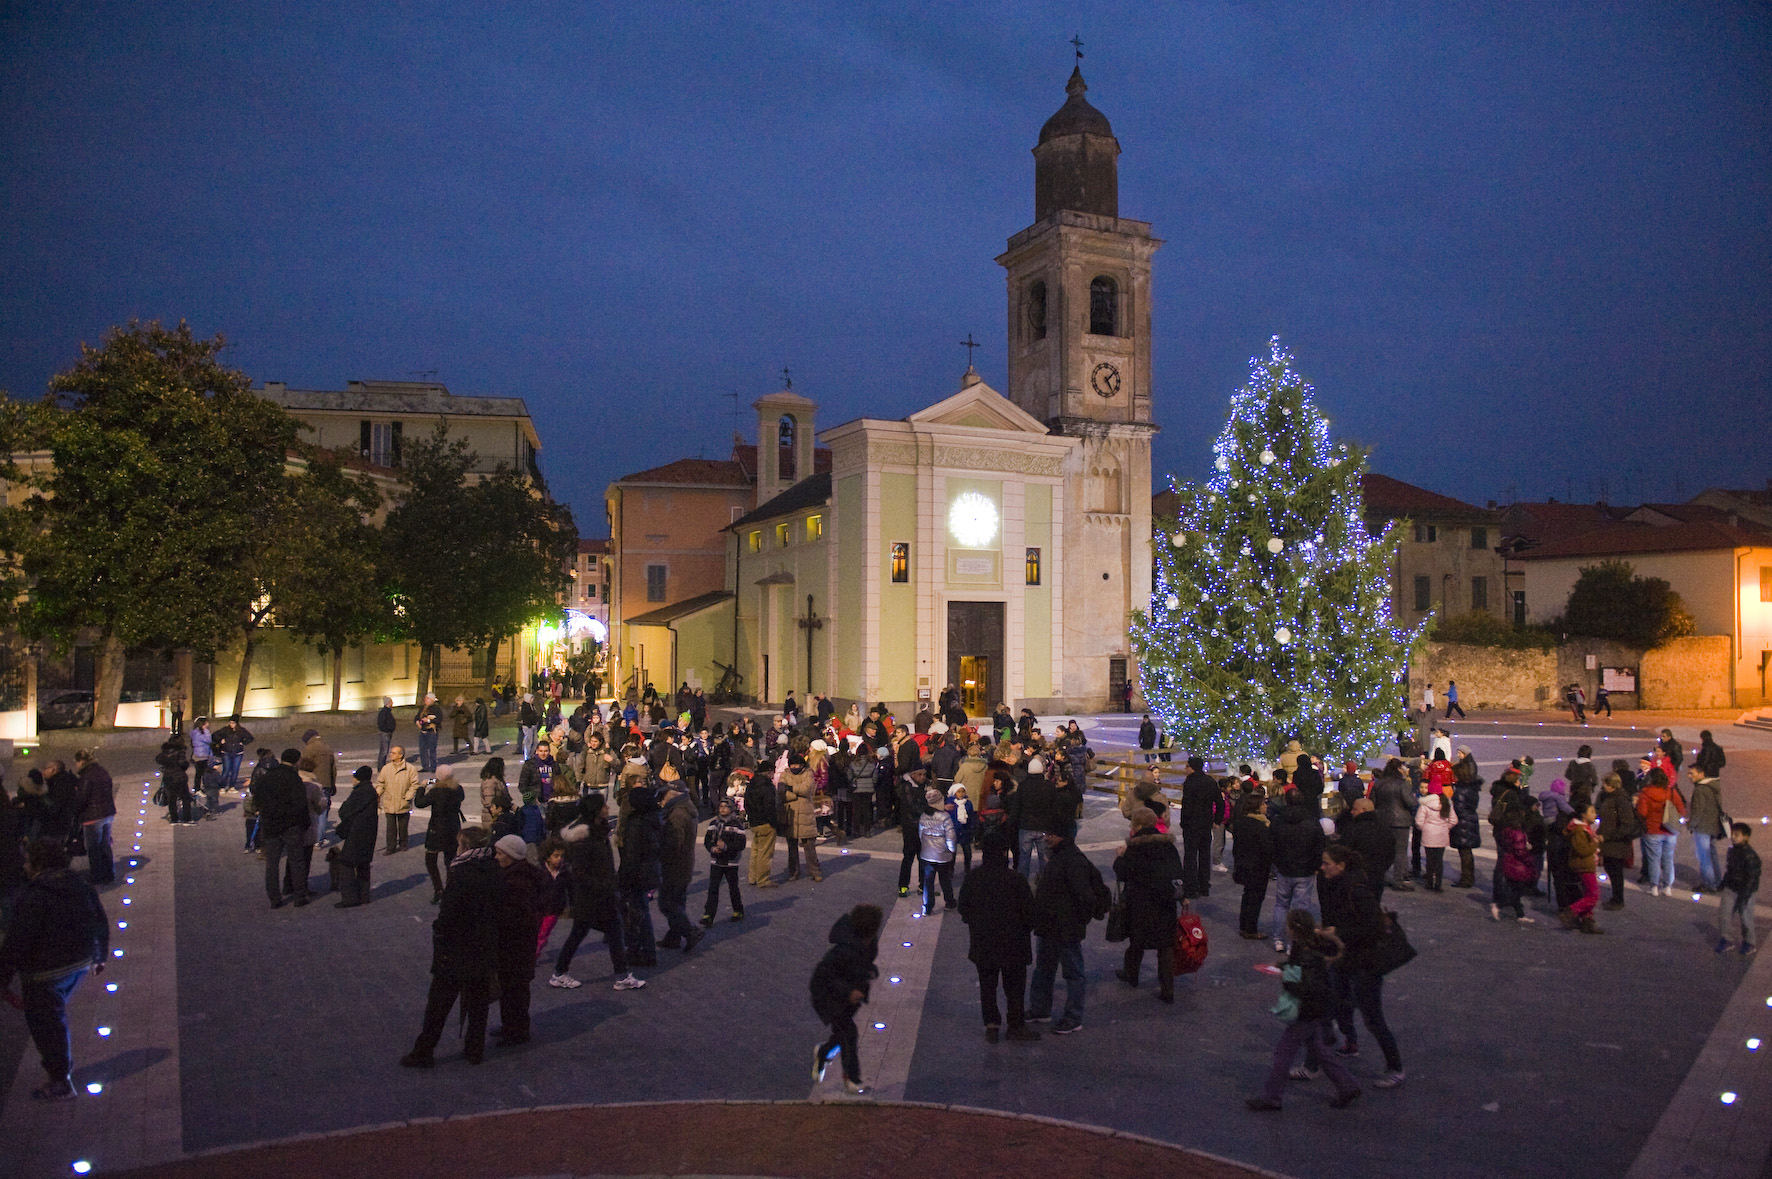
left=907, top=380, right=1052, bottom=435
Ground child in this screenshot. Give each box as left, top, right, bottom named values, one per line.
left=948, top=785, right=977, bottom=872
left=1717, top=822, right=1761, bottom=955
left=701, top=798, right=747, bottom=925
left=918, top=788, right=958, bottom=914
left=517, top=787, right=546, bottom=857
left=1246, top=909, right=1361, bottom=1112
left=809, top=903, right=883, bottom=1096
left=1565, top=804, right=1602, bottom=934
left=535, top=837, right=570, bottom=958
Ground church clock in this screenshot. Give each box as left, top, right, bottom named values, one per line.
left=1090, top=362, right=1121, bottom=398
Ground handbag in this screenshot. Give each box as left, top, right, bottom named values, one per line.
left=153, top=786, right=168, bottom=808
left=1369, top=909, right=1418, bottom=975
left=1105, top=884, right=1130, bottom=943
left=1174, top=904, right=1209, bottom=973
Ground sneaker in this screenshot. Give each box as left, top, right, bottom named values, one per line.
left=1517, top=915, right=1536, bottom=924
left=699, top=915, right=715, bottom=927
left=730, top=911, right=745, bottom=921
left=31, top=1080, right=76, bottom=1102
left=898, top=887, right=909, bottom=897
left=1289, top=1065, right=1321, bottom=1082
left=843, top=1079, right=870, bottom=1096
left=1333, top=1042, right=1359, bottom=1058
left=984, top=1025, right=1000, bottom=1044
left=1489, top=903, right=1500, bottom=921
left=1005, top=1026, right=1041, bottom=1042
left=1051, top=1019, right=1083, bottom=1036
left=813, top=1041, right=834, bottom=1082
left=1715, top=939, right=1734, bottom=954
left=1373, top=1070, right=1406, bottom=1089
left=549, top=973, right=582, bottom=989
left=1743, top=943, right=1759, bottom=957
left=1274, top=938, right=1286, bottom=952
left=1026, top=1014, right=1052, bottom=1024
left=612, top=974, right=647, bottom=991
left=1245, top=1097, right=1283, bottom=1112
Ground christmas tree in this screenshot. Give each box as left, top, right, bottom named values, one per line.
left=1132, top=338, right=1420, bottom=763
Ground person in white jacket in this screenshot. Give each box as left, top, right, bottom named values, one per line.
left=1415, top=791, right=1456, bottom=892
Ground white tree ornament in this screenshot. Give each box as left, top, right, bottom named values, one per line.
left=1266, top=537, right=1283, bottom=553
left=1260, top=449, right=1276, bottom=465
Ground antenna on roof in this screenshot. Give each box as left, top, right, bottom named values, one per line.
left=724, top=389, right=740, bottom=443
left=408, top=369, right=439, bottom=382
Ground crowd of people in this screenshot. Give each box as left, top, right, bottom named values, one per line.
left=0, top=684, right=1758, bottom=1111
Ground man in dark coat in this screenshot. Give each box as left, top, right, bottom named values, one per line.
left=1270, top=792, right=1327, bottom=950
left=333, top=767, right=379, bottom=908
left=1177, top=757, right=1219, bottom=899
left=492, top=834, right=549, bottom=1045
left=375, top=697, right=397, bottom=769
left=1010, top=756, right=1076, bottom=882
left=617, top=779, right=663, bottom=966
left=1367, top=762, right=1417, bottom=892
left=1231, top=789, right=1274, bottom=938
left=1113, top=809, right=1184, bottom=1002
left=1292, top=754, right=1326, bottom=819
left=72, top=751, right=117, bottom=885
left=1340, top=798, right=1398, bottom=904
left=40, top=761, right=81, bottom=846
left=655, top=764, right=703, bottom=952
left=255, top=749, right=313, bottom=908
left=1027, top=818, right=1101, bottom=1035
left=956, top=830, right=1038, bottom=1042
left=402, top=827, right=503, bottom=1067
left=0, top=839, right=109, bottom=1101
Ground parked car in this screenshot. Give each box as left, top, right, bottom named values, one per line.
left=38, top=689, right=94, bottom=729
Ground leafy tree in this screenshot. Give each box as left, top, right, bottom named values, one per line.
left=1562, top=559, right=1697, bottom=645
left=18, top=322, right=298, bottom=726
left=383, top=424, right=577, bottom=700
left=1132, top=338, right=1420, bottom=762
left=250, top=455, right=392, bottom=713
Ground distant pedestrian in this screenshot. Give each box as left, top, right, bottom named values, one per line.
left=214, top=716, right=254, bottom=791
left=189, top=718, right=215, bottom=813
left=415, top=694, right=443, bottom=773
left=1027, top=818, right=1102, bottom=1036
left=1112, top=807, right=1183, bottom=1003
left=375, top=746, right=420, bottom=856
left=700, top=798, right=747, bottom=924
left=155, top=738, right=192, bottom=825
left=918, top=787, right=958, bottom=913
left=333, top=767, right=378, bottom=908
left=450, top=696, right=472, bottom=754
left=551, top=793, right=645, bottom=991
left=415, top=766, right=466, bottom=904
left=1716, top=822, right=1759, bottom=956
left=471, top=698, right=491, bottom=754
left=1443, top=681, right=1465, bottom=720
left=375, top=697, right=396, bottom=769
left=809, top=902, right=882, bottom=1095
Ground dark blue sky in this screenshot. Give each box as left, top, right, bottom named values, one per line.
left=3, top=3, right=1768, bottom=531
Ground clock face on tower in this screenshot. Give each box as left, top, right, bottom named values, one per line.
left=1091, top=362, right=1122, bottom=398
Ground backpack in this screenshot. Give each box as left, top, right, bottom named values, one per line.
left=1084, top=857, right=1113, bottom=921
left=1173, top=905, right=1209, bottom=973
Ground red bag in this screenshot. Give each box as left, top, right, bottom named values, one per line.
left=1174, top=905, right=1209, bottom=974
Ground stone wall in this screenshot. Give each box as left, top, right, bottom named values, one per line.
left=1411, top=634, right=1733, bottom=711
left=1640, top=635, right=1733, bottom=709
left=1409, top=642, right=1558, bottom=710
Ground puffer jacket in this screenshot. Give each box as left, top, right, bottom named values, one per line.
left=1414, top=796, right=1455, bottom=849
left=1369, top=772, right=1415, bottom=828
left=1450, top=778, right=1483, bottom=850
left=918, top=808, right=957, bottom=863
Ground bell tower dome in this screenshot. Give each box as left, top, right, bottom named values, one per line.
left=1033, top=66, right=1120, bottom=221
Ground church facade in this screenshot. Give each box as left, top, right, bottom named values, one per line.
left=629, top=66, right=1156, bottom=715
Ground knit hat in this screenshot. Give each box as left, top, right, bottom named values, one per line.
left=1027, top=756, right=1045, bottom=775
left=1549, top=778, right=1568, bottom=795
left=810, top=739, right=829, bottom=753
left=925, top=787, right=945, bottom=807
left=494, top=835, right=527, bottom=860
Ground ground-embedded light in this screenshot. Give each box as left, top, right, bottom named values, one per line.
left=873, top=1022, right=887, bottom=1030
left=889, top=976, right=902, bottom=984
left=105, top=983, right=117, bottom=993
left=902, top=941, right=913, bottom=948
left=96, top=1027, right=111, bottom=1037
left=86, top=1082, right=103, bottom=1095
left=1748, top=1038, right=1761, bottom=1051
left=72, top=1162, right=92, bottom=1175
left=1722, top=1092, right=1738, bottom=1104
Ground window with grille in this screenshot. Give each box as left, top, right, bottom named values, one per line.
left=890, top=543, right=909, bottom=584
left=806, top=514, right=823, bottom=542
left=646, top=564, right=667, bottom=602
left=1089, top=276, right=1118, bottom=336
left=1026, top=547, right=1042, bottom=585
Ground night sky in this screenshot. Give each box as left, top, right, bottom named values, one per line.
left=3, top=4, right=1768, bottom=531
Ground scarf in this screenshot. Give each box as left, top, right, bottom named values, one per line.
left=450, top=845, right=495, bottom=870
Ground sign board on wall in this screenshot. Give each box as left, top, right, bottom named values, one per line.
left=1602, top=667, right=1637, bottom=693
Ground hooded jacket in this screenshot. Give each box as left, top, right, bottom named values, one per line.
left=1271, top=800, right=1328, bottom=878
left=0, top=867, right=109, bottom=985
left=918, top=808, right=957, bottom=863
left=809, top=912, right=879, bottom=1024
left=1030, top=836, right=1099, bottom=942
left=430, top=849, right=503, bottom=982
left=1113, top=829, right=1183, bottom=948
left=957, top=856, right=1033, bottom=967
left=336, top=779, right=380, bottom=866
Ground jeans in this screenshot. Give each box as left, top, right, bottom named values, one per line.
left=556, top=915, right=628, bottom=975
left=263, top=827, right=307, bottom=904
left=1693, top=835, right=1722, bottom=891
left=1719, top=888, right=1757, bottom=947
left=376, top=733, right=393, bottom=769
left=1270, top=874, right=1319, bottom=942
left=1332, top=967, right=1402, bottom=1072
left=1643, top=832, right=1678, bottom=889
left=281, top=842, right=315, bottom=897
left=417, top=732, right=439, bottom=773
left=520, top=726, right=538, bottom=761
left=23, top=967, right=86, bottom=1083
left=820, top=1006, right=861, bottom=1083
left=1018, top=830, right=1050, bottom=881
left=1445, top=700, right=1466, bottom=719
left=1493, top=864, right=1525, bottom=916
left=410, top=974, right=491, bottom=1061
left=1211, top=823, right=1226, bottom=866
left=657, top=879, right=695, bottom=941
left=222, top=752, right=245, bottom=791
left=1028, top=935, right=1086, bottom=1025
left=83, top=817, right=115, bottom=884
left=1263, top=1018, right=1358, bottom=1103
left=976, top=962, right=1028, bottom=1028
left=920, top=859, right=955, bottom=911
left=622, top=884, right=658, bottom=962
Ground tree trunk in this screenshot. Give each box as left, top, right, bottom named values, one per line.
left=94, top=630, right=127, bottom=728
left=231, top=630, right=257, bottom=720
left=416, top=642, right=434, bottom=702
left=331, top=648, right=344, bottom=712
left=481, top=634, right=499, bottom=699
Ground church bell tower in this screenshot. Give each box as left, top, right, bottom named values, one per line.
left=997, top=61, right=1159, bottom=709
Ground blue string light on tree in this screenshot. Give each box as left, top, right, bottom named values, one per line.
left=1131, top=336, right=1421, bottom=763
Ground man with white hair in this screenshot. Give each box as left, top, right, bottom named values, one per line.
left=415, top=693, right=443, bottom=773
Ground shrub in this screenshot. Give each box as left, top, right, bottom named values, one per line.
left=1563, top=560, right=1697, bottom=645
left=1428, top=610, right=1557, bottom=651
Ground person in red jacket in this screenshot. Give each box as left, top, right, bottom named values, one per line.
left=1635, top=768, right=1686, bottom=896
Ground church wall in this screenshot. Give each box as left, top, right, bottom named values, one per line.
left=878, top=471, right=918, bottom=701
left=835, top=474, right=865, bottom=700
left=1024, top=483, right=1054, bottom=697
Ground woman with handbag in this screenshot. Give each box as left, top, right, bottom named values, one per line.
left=1317, top=844, right=1405, bottom=1089
left=1111, top=807, right=1184, bottom=1003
